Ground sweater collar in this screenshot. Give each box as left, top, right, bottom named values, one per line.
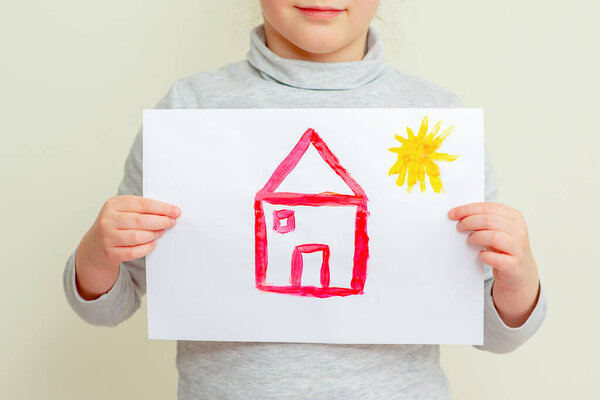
left=246, top=23, right=388, bottom=90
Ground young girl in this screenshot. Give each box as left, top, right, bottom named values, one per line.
left=64, top=1, right=547, bottom=398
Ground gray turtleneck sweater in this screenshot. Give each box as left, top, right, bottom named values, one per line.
left=63, top=24, right=547, bottom=400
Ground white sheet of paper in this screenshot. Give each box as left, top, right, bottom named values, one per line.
left=143, top=108, right=484, bottom=344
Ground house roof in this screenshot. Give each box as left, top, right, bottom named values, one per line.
left=256, top=128, right=367, bottom=201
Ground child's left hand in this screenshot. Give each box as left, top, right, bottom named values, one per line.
left=448, top=202, right=541, bottom=327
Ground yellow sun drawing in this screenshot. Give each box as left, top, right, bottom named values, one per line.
left=388, top=116, right=458, bottom=193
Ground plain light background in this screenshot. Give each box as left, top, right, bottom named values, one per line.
left=1, top=0, right=598, bottom=398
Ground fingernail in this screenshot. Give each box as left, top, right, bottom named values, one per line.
left=448, top=208, right=456, bottom=218
left=174, top=208, right=182, bottom=217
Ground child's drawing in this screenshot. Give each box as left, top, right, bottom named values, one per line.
left=388, top=116, right=458, bottom=193
left=254, top=128, right=369, bottom=298
left=144, top=108, right=485, bottom=343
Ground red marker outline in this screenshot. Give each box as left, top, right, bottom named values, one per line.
left=273, top=209, right=296, bottom=233
left=254, top=128, right=369, bottom=298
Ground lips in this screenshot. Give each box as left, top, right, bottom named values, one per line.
left=294, top=5, right=346, bottom=18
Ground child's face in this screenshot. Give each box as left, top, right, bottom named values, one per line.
left=260, top=1, right=380, bottom=56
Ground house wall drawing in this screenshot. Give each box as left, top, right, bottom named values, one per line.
left=254, top=128, right=369, bottom=298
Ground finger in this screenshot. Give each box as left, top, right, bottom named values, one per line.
left=112, top=195, right=181, bottom=218
left=457, top=214, right=515, bottom=235
left=116, top=213, right=177, bottom=231
left=479, top=250, right=518, bottom=273
left=448, top=202, right=519, bottom=221
left=468, top=230, right=516, bottom=255
left=108, top=229, right=165, bottom=247
left=112, top=240, right=158, bottom=263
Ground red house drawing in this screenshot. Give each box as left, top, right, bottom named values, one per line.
left=254, top=128, right=369, bottom=298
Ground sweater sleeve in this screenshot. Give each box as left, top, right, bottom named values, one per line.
left=472, top=145, right=548, bottom=353
left=63, top=80, right=181, bottom=326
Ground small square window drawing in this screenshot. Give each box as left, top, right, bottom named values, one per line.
left=273, top=209, right=295, bottom=233
left=254, top=128, right=369, bottom=298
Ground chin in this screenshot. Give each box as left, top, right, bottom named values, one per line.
left=287, top=25, right=349, bottom=55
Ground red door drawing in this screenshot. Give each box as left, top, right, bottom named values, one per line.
left=254, top=128, right=369, bottom=298
left=291, top=244, right=331, bottom=288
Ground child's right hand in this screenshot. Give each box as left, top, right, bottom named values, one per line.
left=74, top=195, right=181, bottom=300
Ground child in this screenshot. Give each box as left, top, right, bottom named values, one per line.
left=64, top=1, right=547, bottom=398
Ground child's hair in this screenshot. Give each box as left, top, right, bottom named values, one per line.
left=373, top=0, right=407, bottom=60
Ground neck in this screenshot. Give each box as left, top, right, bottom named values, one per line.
left=262, top=20, right=367, bottom=63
